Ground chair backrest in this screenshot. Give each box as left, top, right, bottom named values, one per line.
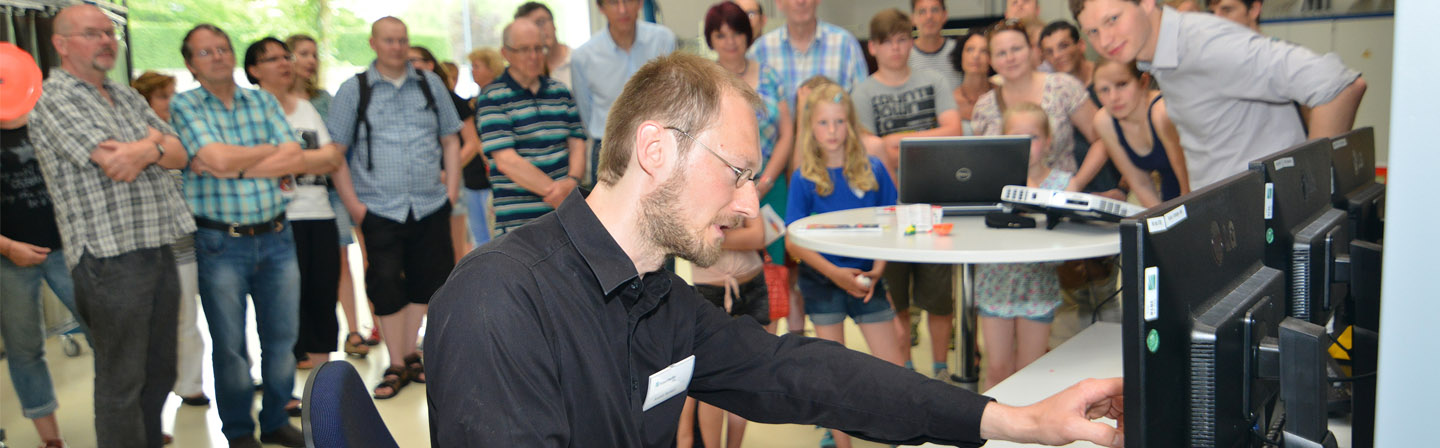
left=303, top=361, right=402, bottom=448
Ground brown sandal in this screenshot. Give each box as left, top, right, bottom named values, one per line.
left=372, top=366, right=410, bottom=399
left=343, top=332, right=369, bottom=357
left=404, top=353, right=425, bottom=384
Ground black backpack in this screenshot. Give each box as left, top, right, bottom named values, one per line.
left=351, top=68, right=441, bottom=171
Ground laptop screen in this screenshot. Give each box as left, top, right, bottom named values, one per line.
left=897, top=136, right=1030, bottom=205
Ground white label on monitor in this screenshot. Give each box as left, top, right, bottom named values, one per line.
left=1147, top=216, right=1169, bottom=233
left=1144, top=267, right=1160, bottom=322
left=1333, top=139, right=1348, bottom=150
left=1264, top=183, right=1274, bottom=220
left=1274, top=157, right=1295, bottom=171
left=1164, top=205, right=1188, bottom=228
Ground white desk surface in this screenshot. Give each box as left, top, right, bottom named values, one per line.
left=915, top=322, right=1354, bottom=448
left=787, top=207, right=1120, bottom=264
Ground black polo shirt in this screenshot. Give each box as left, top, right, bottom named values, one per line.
left=426, top=191, right=992, bottom=447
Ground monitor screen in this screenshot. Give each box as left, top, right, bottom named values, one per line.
left=1120, top=170, right=1272, bottom=447
left=1330, top=127, right=1385, bottom=243
left=1249, top=139, right=1349, bottom=325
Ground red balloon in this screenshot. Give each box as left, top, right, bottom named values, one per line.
left=0, top=42, right=44, bottom=121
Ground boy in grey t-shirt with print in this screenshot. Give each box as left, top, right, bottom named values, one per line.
left=852, top=8, right=963, bottom=382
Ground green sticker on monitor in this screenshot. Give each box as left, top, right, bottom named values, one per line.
left=1147, top=329, right=1160, bottom=353
left=1266, top=228, right=1274, bottom=244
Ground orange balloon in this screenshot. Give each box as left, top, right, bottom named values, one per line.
left=0, top=42, right=44, bottom=121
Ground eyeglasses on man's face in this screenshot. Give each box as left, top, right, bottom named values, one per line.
left=504, top=45, right=550, bottom=57
left=665, top=127, right=755, bottom=189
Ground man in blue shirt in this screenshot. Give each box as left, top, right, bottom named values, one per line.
left=170, top=24, right=341, bottom=447
left=570, top=0, right=675, bottom=189
left=327, top=16, right=463, bottom=401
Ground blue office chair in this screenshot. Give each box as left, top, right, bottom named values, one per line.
left=302, top=361, right=401, bottom=448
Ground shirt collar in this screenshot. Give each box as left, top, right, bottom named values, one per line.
left=1145, top=5, right=1182, bottom=71
left=364, top=61, right=421, bottom=86
left=554, top=190, right=664, bottom=299
left=500, top=67, right=548, bottom=96
left=197, top=83, right=250, bottom=106
left=52, top=68, right=122, bottom=96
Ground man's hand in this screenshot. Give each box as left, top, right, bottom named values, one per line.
left=1, top=239, right=51, bottom=267
left=347, top=202, right=368, bottom=227
left=92, top=139, right=161, bottom=182
left=543, top=178, right=576, bottom=208
left=980, top=377, right=1124, bottom=447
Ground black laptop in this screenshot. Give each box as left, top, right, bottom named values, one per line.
left=898, top=136, right=1030, bottom=215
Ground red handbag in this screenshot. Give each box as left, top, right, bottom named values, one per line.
left=762, top=253, right=790, bottom=321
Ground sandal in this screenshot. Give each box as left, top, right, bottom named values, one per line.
left=364, top=327, right=382, bottom=346
left=343, top=332, right=369, bottom=357
left=373, top=366, right=410, bottom=399
left=404, top=353, right=425, bottom=384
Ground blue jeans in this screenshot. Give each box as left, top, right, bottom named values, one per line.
left=0, top=249, right=86, bottom=419
left=464, top=187, right=492, bottom=247
left=194, top=226, right=300, bottom=438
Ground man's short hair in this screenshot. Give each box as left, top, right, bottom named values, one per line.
left=1041, top=20, right=1081, bottom=43
left=1069, top=0, right=1139, bottom=19
left=869, top=9, right=914, bottom=44
left=596, top=53, right=762, bottom=186
left=910, top=0, right=947, bottom=10
left=515, top=1, right=554, bottom=19
left=181, top=24, right=232, bottom=62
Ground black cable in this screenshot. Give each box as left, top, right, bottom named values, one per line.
left=1252, top=414, right=1285, bottom=447
left=1090, top=287, right=1122, bottom=324
left=1328, top=332, right=1353, bottom=357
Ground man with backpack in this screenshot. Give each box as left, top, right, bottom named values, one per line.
left=327, top=16, right=462, bottom=400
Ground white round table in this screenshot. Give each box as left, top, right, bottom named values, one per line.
left=787, top=206, right=1123, bottom=383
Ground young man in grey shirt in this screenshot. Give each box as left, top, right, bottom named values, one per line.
left=851, top=8, right=964, bottom=383
left=1072, top=0, right=1366, bottom=190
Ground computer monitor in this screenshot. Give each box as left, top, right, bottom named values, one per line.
left=1329, top=127, right=1384, bottom=243
left=1249, top=139, right=1350, bottom=325
left=1120, top=171, right=1335, bottom=447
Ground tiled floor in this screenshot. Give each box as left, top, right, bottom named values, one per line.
left=1, top=247, right=1112, bottom=448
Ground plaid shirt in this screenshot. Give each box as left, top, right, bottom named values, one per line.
left=326, top=63, right=462, bottom=222
left=748, top=21, right=869, bottom=112
left=28, top=69, right=195, bottom=269
left=170, top=86, right=298, bottom=225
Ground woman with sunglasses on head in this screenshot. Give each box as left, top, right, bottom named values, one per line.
left=286, top=34, right=380, bottom=356
left=971, top=20, right=1110, bottom=194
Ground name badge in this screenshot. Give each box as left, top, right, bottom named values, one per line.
left=642, top=355, right=695, bottom=411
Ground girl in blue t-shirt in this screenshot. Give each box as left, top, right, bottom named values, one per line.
left=783, top=80, right=906, bottom=448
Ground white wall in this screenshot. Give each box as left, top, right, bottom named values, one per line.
left=1373, top=1, right=1440, bottom=446
left=1262, top=17, right=1394, bottom=166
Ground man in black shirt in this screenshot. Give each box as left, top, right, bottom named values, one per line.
left=427, top=53, right=1124, bottom=447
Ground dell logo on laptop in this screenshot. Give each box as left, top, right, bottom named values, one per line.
left=955, top=168, right=973, bottom=182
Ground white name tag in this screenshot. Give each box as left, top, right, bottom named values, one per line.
left=642, top=355, right=695, bottom=411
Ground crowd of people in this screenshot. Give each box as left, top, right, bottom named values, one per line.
left=1, top=0, right=1365, bottom=447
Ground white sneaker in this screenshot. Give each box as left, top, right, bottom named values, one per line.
left=933, top=368, right=952, bottom=383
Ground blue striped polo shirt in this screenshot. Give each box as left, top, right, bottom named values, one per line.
left=477, top=69, right=585, bottom=232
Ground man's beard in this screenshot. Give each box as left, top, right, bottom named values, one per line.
left=638, top=173, right=736, bottom=268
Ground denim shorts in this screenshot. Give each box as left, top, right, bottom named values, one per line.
left=977, top=307, right=1056, bottom=324
left=797, top=265, right=895, bottom=326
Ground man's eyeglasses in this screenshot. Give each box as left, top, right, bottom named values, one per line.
left=665, top=127, right=755, bottom=189
left=196, top=47, right=233, bottom=58
left=64, top=28, right=117, bottom=41
left=504, top=45, right=550, bottom=56
left=260, top=54, right=295, bottom=64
